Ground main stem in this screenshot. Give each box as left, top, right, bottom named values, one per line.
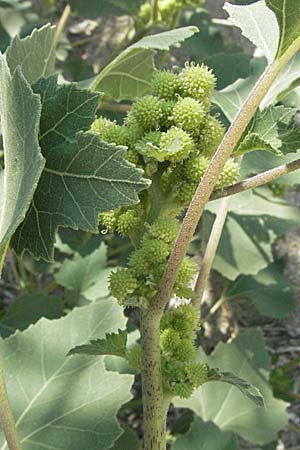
left=152, top=37, right=300, bottom=314
left=140, top=308, right=166, bottom=450
left=0, top=361, right=21, bottom=450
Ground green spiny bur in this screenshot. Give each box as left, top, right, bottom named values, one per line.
left=172, top=97, right=206, bottom=134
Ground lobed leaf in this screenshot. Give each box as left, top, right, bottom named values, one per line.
left=0, top=54, right=44, bottom=271
left=68, top=329, right=128, bottom=357
left=236, top=105, right=300, bottom=156
left=11, top=76, right=150, bottom=261
left=6, top=24, right=56, bottom=84
left=224, top=1, right=279, bottom=63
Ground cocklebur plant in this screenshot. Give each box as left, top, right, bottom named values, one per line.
left=1, top=2, right=300, bottom=450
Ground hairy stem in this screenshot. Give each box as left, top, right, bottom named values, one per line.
left=193, top=196, right=231, bottom=312
left=0, top=361, right=21, bottom=450
left=152, top=36, right=300, bottom=314
left=140, top=308, right=166, bottom=450
left=210, top=157, right=300, bottom=200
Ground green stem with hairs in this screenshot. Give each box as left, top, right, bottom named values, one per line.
left=140, top=308, right=166, bottom=450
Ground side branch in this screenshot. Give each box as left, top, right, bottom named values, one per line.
left=211, top=158, right=300, bottom=200
left=192, top=196, right=231, bottom=312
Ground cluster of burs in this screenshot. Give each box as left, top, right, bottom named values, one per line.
left=138, top=0, right=204, bottom=28
left=91, top=62, right=237, bottom=398
left=92, top=62, right=239, bottom=307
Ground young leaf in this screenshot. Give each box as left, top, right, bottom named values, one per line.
left=0, top=293, right=64, bottom=338
left=266, top=0, right=300, bottom=59
left=224, top=1, right=279, bottom=63
left=11, top=76, right=150, bottom=261
left=6, top=24, right=56, bottom=84
left=0, top=298, right=134, bottom=450
left=225, top=262, right=296, bottom=318
left=174, top=330, right=288, bottom=445
left=173, top=417, right=238, bottom=450
left=68, top=329, right=128, bottom=357
left=236, top=105, right=300, bottom=155
left=91, top=27, right=198, bottom=101
left=0, top=54, right=44, bottom=271
left=207, top=370, right=264, bottom=407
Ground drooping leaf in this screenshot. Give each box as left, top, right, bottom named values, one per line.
left=91, top=27, right=198, bottom=100
left=0, top=298, right=134, bottom=450
left=11, top=76, right=150, bottom=261
left=0, top=54, right=44, bottom=271
left=173, top=417, right=238, bottom=450
left=0, top=294, right=64, bottom=338
left=6, top=24, right=56, bottom=84
left=266, top=0, right=300, bottom=59
left=225, top=262, right=296, bottom=318
left=174, top=330, right=288, bottom=445
left=236, top=105, right=300, bottom=155
left=68, top=329, right=128, bottom=357
left=224, top=1, right=279, bottom=63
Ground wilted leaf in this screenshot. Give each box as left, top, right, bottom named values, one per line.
left=68, top=329, right=128, bottom=357
left=174, top=330, right=288, bottom=445
left=0, top=298, right=134, bottom=450
left=0, top=54, right=44, bottom=270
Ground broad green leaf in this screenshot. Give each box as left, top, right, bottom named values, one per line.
left=0, top=54, right=44, bottom=271
left=67, top=0, right=139, bottom=19
left=91, top=27, right=198, bottom=100
left=226, top=262, right=296, bottom=318
left=266, top=0, right=300, bottom=58
left=214, top=54, right=300, bottom=120
left=173, top=417, right=238, bottom=450
left=204, top=52, right=252, bottom=90
left=0, top=294, right=64, bottom=338
left=54, top=243, right=110, bottom=298
left=6, top=24, right=56, bottom=85
left=213, top=58, right=266, bottom=122
left=11, top=76, right=150, bottom=261
left=236, top=105, right=300, bottom=155
left=110, top=427, right=141, bottom=450
left=204, top=189, right=300, bottom=279
left=224, top=1, right=279, bottom=63
left=68, top=329, right=127, bottom=357
left=174, top=330, right=288, bottom=445
left=0, top=298, right=134, bottom=450
left=241, top=148, right=300, bottom=184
